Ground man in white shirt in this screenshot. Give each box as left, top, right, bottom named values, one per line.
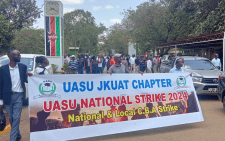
left=153, top=56, right=158, bottom=73
left=67, top=54, right=71, bottom=62
left=147, top=57, right=152, bottom=73
left=211, top=54, right=221, bottom=70
left=0, top=50, right=32, bottom=141
left=64, top=54, right=69, bottom=63
left=97, top=54, right=103, bottom=74
left=129, top=54, right=136, bottom=73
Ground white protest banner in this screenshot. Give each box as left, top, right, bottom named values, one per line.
left=29, top=73, right=204, bottom=141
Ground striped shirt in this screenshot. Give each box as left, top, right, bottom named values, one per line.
left=69, top=60, right=78, bottom=70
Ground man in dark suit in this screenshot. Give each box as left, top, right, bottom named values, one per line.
left=0, top=50, right=32, bottom=141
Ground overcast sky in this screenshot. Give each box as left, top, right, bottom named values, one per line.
left=33, top=0, right=148, bottom=29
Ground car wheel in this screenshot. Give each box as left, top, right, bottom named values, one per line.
left=223, top=96, right=225, bottom=111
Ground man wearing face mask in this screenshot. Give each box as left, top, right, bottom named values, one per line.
left=0, top=50, right=32, bottom=141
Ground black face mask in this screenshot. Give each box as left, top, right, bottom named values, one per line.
left=13, top=57, right=20, bottom=63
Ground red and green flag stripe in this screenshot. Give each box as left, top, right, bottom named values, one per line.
left=45, top=16, right=61, bottom=56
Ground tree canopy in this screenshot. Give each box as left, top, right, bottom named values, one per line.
left=64, top=9, right=106, bottom=54
left=0, top=0, right=42, bottom=54
left=0, top=0, right=42, bottom=30
left=103, top=0, right=224, bottom=55
left=12, top=28, right=45, bottom=54
left=0, top=14, right=14, bottom=54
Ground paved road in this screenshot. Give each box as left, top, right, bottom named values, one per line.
left=0, top=95, right=224, bottom=141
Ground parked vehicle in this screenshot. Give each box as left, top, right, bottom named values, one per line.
left=161, top=55, right=170, bottom=63
left=160, top=56, right=222, bottom=95
left=160, top=56, right=176, bottom=73
left=218, top=73, right=225, bottom=110
left=0, top=54, right=53, bottom=104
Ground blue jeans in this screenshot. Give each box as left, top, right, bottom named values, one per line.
left=151, top=65, right=154, bottom=73
left=140, top=66, right=146, bottom=72
left=98, top=67, right=103, bottom=74
left=92, top=66, right=99, bottom=74
left=86, top=67, right=90, bottom=74
left=78, top=67, right=83, bottom=74
left=4, top=92, right=24, bottom=141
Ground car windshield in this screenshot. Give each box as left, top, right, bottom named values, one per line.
left=0, top=58, right=34, bottom=71
left=184, top=60, right=215, bottom=70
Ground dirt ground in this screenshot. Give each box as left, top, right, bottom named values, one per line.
left=0, top=95, right=224, bottom=141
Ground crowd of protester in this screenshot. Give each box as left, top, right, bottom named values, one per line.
left=63, top=53, right=165, bottom=74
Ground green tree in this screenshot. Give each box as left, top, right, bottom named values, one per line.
left=12, top=28, right=45, bottom=54
left=194, top=0, right=225, bottom=34
left=0, top=14, right=14, bottom=54
left=121, top=0, right=198, bottom=54
left=0, top=0, right=42, bottom=54
left=64, top=9, right=106, bottom=54
left=0, top=0, right=42, bottom=30
left=103, top=24, right=129, bottom=55
left=103, top=0, right=223, bottom=55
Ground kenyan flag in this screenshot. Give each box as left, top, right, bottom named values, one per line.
left=45, top=16, right=61, bottom=56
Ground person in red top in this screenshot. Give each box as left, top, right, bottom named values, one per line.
left=156, top=55, right=161, bottom=72
left=110, top=56, right=116, bottom=66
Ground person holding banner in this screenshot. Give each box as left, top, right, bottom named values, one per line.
left=108, top=53, right=129, bottom=74
left=0, top=50, right=32, bottom=141
left=169, top=58, right=185, bottom=73
left=34, top=56, right=49, bottom=75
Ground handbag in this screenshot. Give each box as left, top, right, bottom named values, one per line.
left=0, top=108, right=6, bottom=131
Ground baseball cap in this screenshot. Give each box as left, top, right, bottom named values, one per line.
left=71, top=55, right=75, bottom=57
